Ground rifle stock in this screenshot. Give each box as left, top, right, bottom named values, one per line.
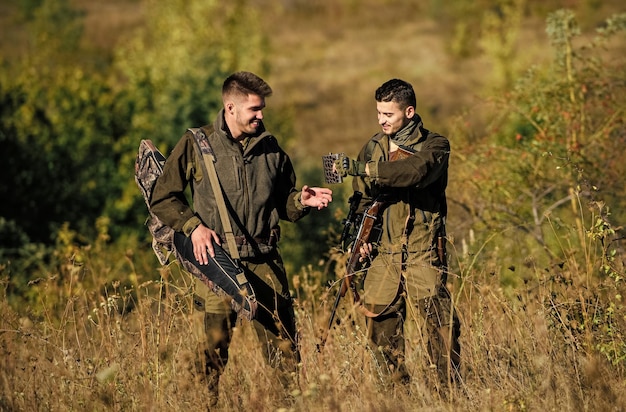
left=339, top=199, right=386, bottom=301
left=319, top=195, right=386, bottom=350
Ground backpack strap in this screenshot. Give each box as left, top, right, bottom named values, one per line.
left=187, top=127, right=241, bottom=264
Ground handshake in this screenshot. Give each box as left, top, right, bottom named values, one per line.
left=322, top=153, right=367, bottom=183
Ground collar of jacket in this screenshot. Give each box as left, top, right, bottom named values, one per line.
left=213, top=109, right=273, bottom=154
left=371, top=117, right=426, bottom=159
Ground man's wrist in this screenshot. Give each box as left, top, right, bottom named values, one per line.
left=295, top=192, right=310, bottom=211
left=183, top=216, right=202, bottom=237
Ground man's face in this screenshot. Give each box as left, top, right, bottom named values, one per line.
left=227, top=93, right=265, bottom=138
left=376, top=100, right=414, bottom=136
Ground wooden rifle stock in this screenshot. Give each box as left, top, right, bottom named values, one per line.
left=318, top=197, right=387, bottom=350
left=339, top=199, right=386, bottom=302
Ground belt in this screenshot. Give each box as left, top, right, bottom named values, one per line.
left=225, top=228, right=280, bottom=247
left=234, top=235, right=271, bottom=246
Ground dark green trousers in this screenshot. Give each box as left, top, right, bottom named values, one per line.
left=190, top=249, right=299, bottom=397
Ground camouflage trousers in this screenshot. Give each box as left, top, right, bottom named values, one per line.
left=366, top=285, right=461, bottom=388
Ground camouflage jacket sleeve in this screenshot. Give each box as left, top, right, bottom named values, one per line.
left=149, top=133, right=202, bottom=237
left=365, top=133, right=450, bottom=188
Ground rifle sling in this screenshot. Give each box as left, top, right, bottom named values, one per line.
left=188, top=128, right=241, bottom=262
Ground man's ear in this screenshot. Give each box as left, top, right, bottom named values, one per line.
left=225, top=100, right=236, bottom=115
left=405, top=106, right=415, bottom=119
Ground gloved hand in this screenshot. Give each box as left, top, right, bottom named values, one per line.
left=334, top=154, right=366, bottom=177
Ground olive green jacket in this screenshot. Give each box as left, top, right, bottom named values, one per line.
left=353, top=116, right=450, bottom=303
left=150, top=109, right=309, bottom=258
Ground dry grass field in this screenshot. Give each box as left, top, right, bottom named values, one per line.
left=2, top=1, right=626, bottom=411
left=2, top=234, right=625, bottom=411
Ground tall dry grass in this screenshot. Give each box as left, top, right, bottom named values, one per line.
left=2, top=198, right=625, bottom=411
left=2, top=1, right=625, bottom=411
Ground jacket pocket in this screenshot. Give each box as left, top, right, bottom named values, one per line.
left=232, top=156, right=243, bottom=191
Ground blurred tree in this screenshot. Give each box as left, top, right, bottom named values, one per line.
left=28, top=0, right=84, bottom=56
left=15, top=0, right=45, bottom=21
left=479, top=0, right=526, bottom=89
left=0, top=66, right=126, bottom=243
left=0, top=0, right=122, bottom=245
left=449, top=11, right=626, bottom=283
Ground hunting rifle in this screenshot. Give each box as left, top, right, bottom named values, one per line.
left=318, top=191, right=388, bottom=349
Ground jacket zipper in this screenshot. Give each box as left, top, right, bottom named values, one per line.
left=238, top=148, right=248, bottom=228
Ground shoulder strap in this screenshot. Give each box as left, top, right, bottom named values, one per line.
left=364, top=137, right=379, bottom=162
left=187, top=127, right=241, bottom=263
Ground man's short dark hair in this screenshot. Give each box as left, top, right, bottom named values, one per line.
left=375, top=79, right=416, bottom=109
left=222, top=71, right=273, bottom=100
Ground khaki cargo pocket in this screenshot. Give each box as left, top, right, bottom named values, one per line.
left=191, top=295, right=208, bottom=346
left=193, top=294, right=206, bottom=312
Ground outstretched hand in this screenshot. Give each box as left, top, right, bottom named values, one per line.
left=301, top=185, right=333, bottom=210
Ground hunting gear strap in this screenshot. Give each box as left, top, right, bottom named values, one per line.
left=135, top=138, right=256, bottom=320
left=188, top=128, right=241, bottom=264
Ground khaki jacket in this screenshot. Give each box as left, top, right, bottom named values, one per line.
left=352, top=117, right=450, bottom=304
left=150, top=109, right=308, bottom=259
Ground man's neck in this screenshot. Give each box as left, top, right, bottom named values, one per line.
left=389, top=140, right=399, bottom=152
left=223, top=115, right=247, bottom=143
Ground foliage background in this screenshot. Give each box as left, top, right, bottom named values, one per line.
left=1, top=0, right=626, bottom=410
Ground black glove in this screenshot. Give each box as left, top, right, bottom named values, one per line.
left=334, top=154, right=366, bottom=177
